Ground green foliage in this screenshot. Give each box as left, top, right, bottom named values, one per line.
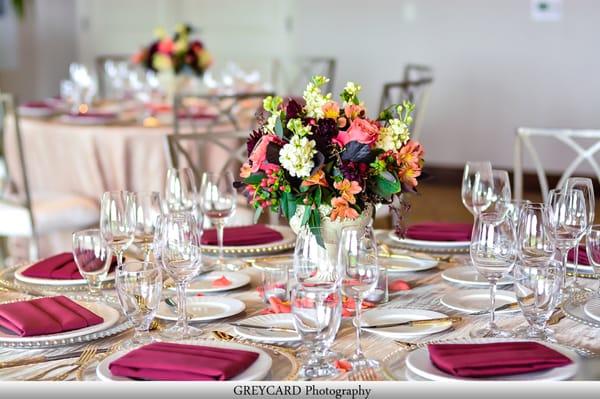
left=243, top=173, right=265, bottom=185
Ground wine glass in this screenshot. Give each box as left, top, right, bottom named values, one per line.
left=164, top=168, right=197, bottom=213
left=470, top=212, right=517, bottom=338
left=513, top=260, right=562, bottom=341
left=291, top=284, right=342, bottom=378
left=492, top=169, right=512, bottom=206
left=565, top=177, right=595, bottom=294
left=155, top=212, right=203, bottom=338
left=115, top=261, right=162, bottom=348
left=461, top=161, right=493, bottom=217
left=517, top=203, right=555, bottom=267
left=72, top=229, right=113, bottom=298
left=547, top=189, right=587, bottom=296
left=585, top=225, right=600, bottom=297
left=132, top=191, right=163, bottom=262
left=339, top=226, right=379, bottom=370
left=198, top=171, right=237, bottom=271
left=100, top=191, right=135, bottom=266
left=293, top=226, right=340, bottom=290
left=497, top=199, right=530, bottom=228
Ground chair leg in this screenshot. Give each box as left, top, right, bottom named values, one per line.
left=28, top=236, right=39, bottom=261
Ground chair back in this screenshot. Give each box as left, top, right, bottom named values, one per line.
left=403, top=64, right=433, bottom=81
left=514, top=127, right=600, bottom=202
left=95, top=54, right=131, bottom=99
left=378, top=78, right=433, bottom=141
left=173, top=91, right=273, bottom=135
left=0, top=93, right=35, bottom=231
left=272, top=57, right=336, bottom=96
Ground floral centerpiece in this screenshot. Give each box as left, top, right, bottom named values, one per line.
left=132, top=23, right=212, bottom=77
left=237, top=76, right=424, bottom=235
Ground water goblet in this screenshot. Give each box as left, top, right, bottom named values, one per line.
left=100, top=190, right=135, bottom=266
left=165, top=167, right=197, bottom=213
left=517, top=203, right=555, bottom=267
left=513, top=260, right=562, bottom=341
left=72, top=228, right=113, bottom=298
left=292, top=284, right=342, bottom=379
left=132, top=191, right=163, bottom=262
left=461, top=161, right=493, bottom=217
left=115, top=261, right=162, bottom=348
left=155, top=212, right=203, bottom=339
left=198, top=171, right=237, bottom=271
left=339, top=226, right=379, bottom=370
left=470, top=212, right=517, bottom=338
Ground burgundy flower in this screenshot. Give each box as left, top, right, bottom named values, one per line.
left=247, top=129, right=266, bottom=156
left=284, top=98, right=304, bottom=119
left=313, top=118, right=338, bottom=157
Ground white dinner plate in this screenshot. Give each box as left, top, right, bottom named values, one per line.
left=0, top=300, right=119, bottom=344
left=202, top=225, right=295, bottom=256
left=14, top=264, right=115, bottom=287
left=387, top=231, right=470, bottom=251
left=155, top=296, right=246, bottom=322
left=440, top=289, right=518, bottom=314
left=583, top=298, right=600, bottom=323
left=172, top=271, right=251, bottom=294
left=405, top=338, right=579, bottom=381
left=441, top=266, right=513, bottom=287
left=566, top=262, right=594, bottom=274
left=96, top=339, right=272, bottom=381
left=361, top=308, right=452, bottom=339
left=233, top=313, right=300, bottom=343
left=380, top=250, right=439, bottom=273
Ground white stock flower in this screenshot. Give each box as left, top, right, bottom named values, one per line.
left=265, top=113, right=280, bottom=133
left=376, top=119, right=410, bottom=151
left=279, top=135, right=317, bottom=178
left=344, top=81, right=361, bottom=97
left=303, top=79, right=331, bottom=118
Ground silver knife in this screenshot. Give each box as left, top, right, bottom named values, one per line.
left=362, top=316, right=462, bottom=329
left=230, top=323, right=297, bottom=333
left=0, top=348, right=111, bottom=369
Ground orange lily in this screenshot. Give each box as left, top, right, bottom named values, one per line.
left=333, top=179, right=362, bottom=204
left=301, top=169, right=329, bottom=188
left=330, top=197, right=359, bottom=221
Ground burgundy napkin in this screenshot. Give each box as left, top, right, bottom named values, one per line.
left=428, top=342, right=572, bottom=378
left=405, top=222, right=472, bottom=242
left=568, top=245, right=590, bottom=265
left=201, top=224, right=283, bottom=246
left=108, top=342, right=259, bottom=381
left=68, top=111, right=117, bottom=118
left=21, top=101, right=52, bottom=109
left=21, top=252, right=117, bottom=280
left=0, top=296, right=103, bottom=337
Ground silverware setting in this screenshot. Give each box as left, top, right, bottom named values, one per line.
left=25, top=345, right=98, bottom=381
left=362, top=316, right=463, bottom=329
left=1, top=347, right=111, bottom=370
left=230, top=322, right=297, bottom=333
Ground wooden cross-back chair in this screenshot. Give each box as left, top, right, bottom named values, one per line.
left=272, top=57, right=336, bottom=96
left=173, top=91, right=274, bottom=135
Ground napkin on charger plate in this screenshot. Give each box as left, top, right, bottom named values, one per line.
left=568, top=245, right=590, bottom=266
left=21, top=252, right=117, bottom=280
left=0, top=295, right=103, bottom=337
left=404, top=222, right=472, bottom=242
left=108, top=342, right=259, bottom=381
left=201, top=224, right=283, bottom=246
left=428, top=342, right=572, bottom=378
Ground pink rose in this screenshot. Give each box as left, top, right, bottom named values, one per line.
left=158, top=39, right=174, bottom=54
left=333, top=118, right=380, bottom=147
left=248, top=135, right=280, bottom=173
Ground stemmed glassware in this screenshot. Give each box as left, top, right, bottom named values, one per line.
left=293, top=227, right=341, bottom=290
left=115, top=261, right=162, bottom=348
left=339, top=226, right=379, bottom=370
left=586, top=225, right=600, bottom=297
left=132, top=192, right=163, bottom=262
left=564, top=178, right=595, bottom=294
left=100, top=191, right=135, bottom=267
left=72, top=228, right=113, bottom=298
left=154, top=212, right=203, bottom=339
left=491, top=169, right=512, bottom=205
left=470, top=212, right=517, bottom=338
left=165, top=168, right=197, bottom=213
left=516, top=203, right=555, bottom=267
left=547, top=189, right=588, bottom=296
left=198, top=171, right=237, bottom=271
left=291, top=285, right=342, bottom=378
left=461, top=161, right=493, bottom=217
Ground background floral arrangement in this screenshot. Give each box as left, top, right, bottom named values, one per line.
left=237, top=76, right=424, bottom=231
left=132, top=23, right=212, bottom=76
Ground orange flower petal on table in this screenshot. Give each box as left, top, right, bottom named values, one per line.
left=389, top=279, right=411, bottom=292
left=211, top=275, right=232, bottom=288
left=301, top=169, right=329, bottom=188
left=260, top=296, right=291, bottom=314
left=334, top=359, right=353, bottom=372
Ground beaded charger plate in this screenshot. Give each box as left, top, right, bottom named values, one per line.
left=202, top=225, right=296, bottom=256
left=562, top=296, right=600, bottom=329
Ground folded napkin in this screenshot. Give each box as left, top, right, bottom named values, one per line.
left=568, top=245, right=590, bottom=265
left=428, top=342, right=572, bottom=378
left=0, top=296, right=103, bottom=337
left=21, top=252, right=117, bottom=280
left=68, top=111, right=117, bottom=118
left=21, top=101, right=52, bottom=109
left=201, top=224, right=283, bottom=246
left=405, top=222, right=472, bottom=242
left=108, top=342, right=259, bottom=381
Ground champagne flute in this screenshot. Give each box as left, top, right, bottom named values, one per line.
left=586, top=225, right=600, bottom=297
left=100, top=191, right=135, bottom=267
left=461, top=161, right=493, bottom=217
left=517, top=203, right=555, bottom=267
left=72, top=228, right=113, bottom=298
left=155, top=212, right=203, bottom=338
left=470, top=212, right=517, bottom=338
left=198, top=171, right=237, bottom=271
left=339, top=226, right=379, bottom=370
left=547, top=189, right=587, bottom=296
left=165, top=167, right=197, bottom=212
left=565, top=177, right=595, bottom=294
left=132, top=191, right=163, bottom=262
